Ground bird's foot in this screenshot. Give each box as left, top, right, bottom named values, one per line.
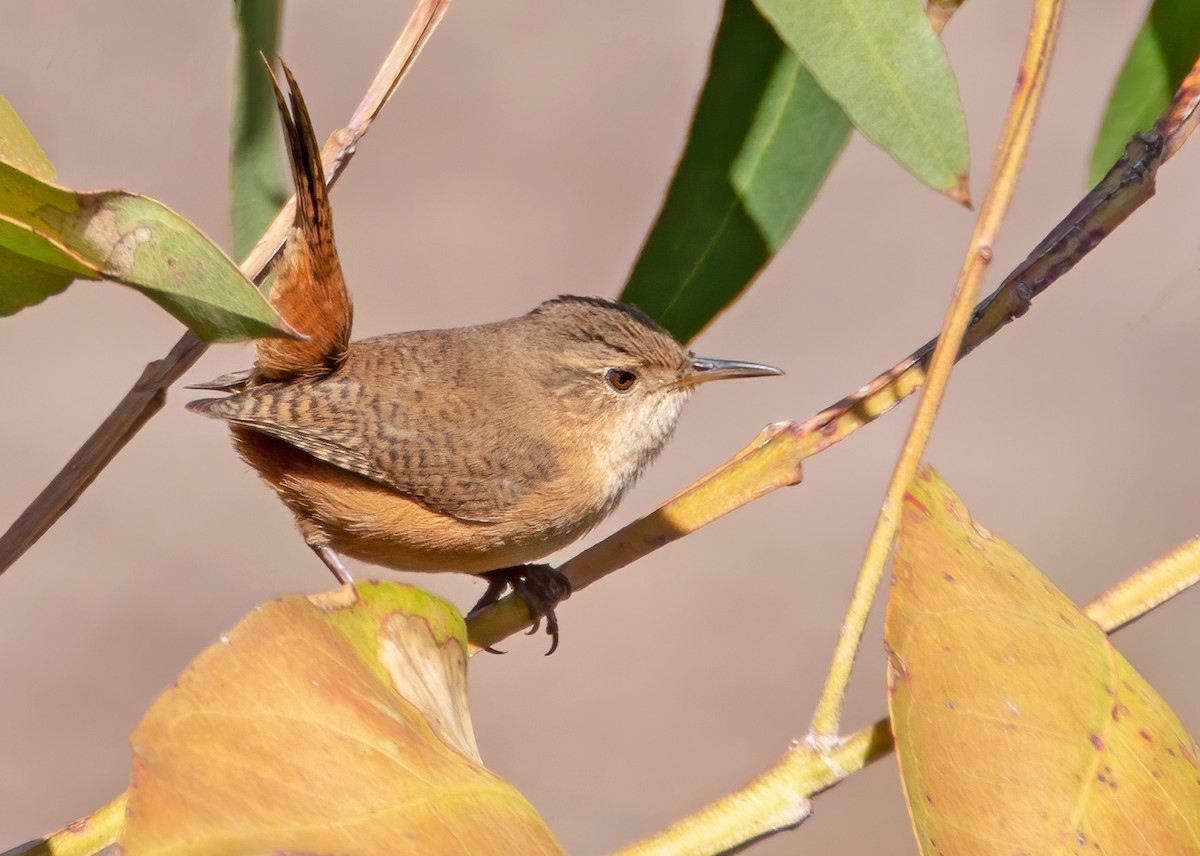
left=469, top=564, right=571, bottom=656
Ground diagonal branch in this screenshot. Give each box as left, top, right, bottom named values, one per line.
left=466, top=43, right=1200, bottom=655
left=551, top=53, right=1200, bottom=853
left=0, top=0, right=451, bottom=576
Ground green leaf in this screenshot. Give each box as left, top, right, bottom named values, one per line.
left=231, top=0, right=287, bottom=262
left=754, top=0, right=969, bottom=203
left=0, top=158, right=293, bottom=341
left=0, top=96, right=55, bottom=181
left=0, top=100, right=75, bottom=313
left=0, top=214, right=95, bottom=314
left=1089, top=0, right=1200, bottom=186
left=620, top=0, right=850, bottom=343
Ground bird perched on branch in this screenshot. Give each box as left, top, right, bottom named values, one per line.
left=188, top=61, right=782, bottom=652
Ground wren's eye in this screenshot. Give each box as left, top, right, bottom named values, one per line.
left=605, top=368, right=637, bottom=392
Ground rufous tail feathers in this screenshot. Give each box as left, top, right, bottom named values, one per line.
left=254, top=59, right=353, bottom=383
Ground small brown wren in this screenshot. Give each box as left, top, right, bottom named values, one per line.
left=188, top=63, right=782, bottom=651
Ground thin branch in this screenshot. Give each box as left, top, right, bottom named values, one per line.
left=465, top=36, right=1200, bottom=655
left=37, top=529, right=1196, bottom=856
left=8, top=792, right=127, bottom=856
left=808, top=47, right=1200, bottom=734
left=608, top=520, right=1200, bottom=855
left=610, top=720, right=893, bottom=856
left=1086, top=535, right=1200, bottom=633
left=0, top=0, right=451, bottom=576
left=467, top=9, right=1200, bottom=656
left=807, top=0, right=1064, bottom=744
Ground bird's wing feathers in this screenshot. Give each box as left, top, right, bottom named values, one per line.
left=186, top=369, right=255, bottom=392
left=203, top=397, right=390, bottom=485
left=188, top=371, right=548, bottom=524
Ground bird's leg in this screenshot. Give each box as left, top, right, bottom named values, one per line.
left=469, top=564, right=571, bottom=655
left=311, top=543, right=354, bottom=587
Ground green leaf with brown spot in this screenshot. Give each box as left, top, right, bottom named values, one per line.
left=0, top=155, right=292, bottom=341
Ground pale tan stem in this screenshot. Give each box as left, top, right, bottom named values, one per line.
left=807, top=0, right=1065, bottom=744
left=610, top=720, right=892, bottom=856
left=1086, top=535, right=1200, bottom=633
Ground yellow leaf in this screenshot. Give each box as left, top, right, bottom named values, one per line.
left=887, top=467, right=1200, bottom=855
left=123, top=581, right=563, bottom=856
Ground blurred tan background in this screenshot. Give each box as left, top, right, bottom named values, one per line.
left=2, top=2, right=1197, bottom=853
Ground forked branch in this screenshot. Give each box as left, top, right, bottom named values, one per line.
left=467, top=20, right=1200, bottom=662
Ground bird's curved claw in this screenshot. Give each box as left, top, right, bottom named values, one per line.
left=469, top=564, right=571, bottom=655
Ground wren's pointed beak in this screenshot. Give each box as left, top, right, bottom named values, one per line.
left=678, top=356, right=784, bottom=388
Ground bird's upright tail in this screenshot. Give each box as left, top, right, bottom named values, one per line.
left=253, top=58, right=353, bottom=383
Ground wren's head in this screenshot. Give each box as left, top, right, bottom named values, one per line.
left=524, top=295, right=782, bottom=510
